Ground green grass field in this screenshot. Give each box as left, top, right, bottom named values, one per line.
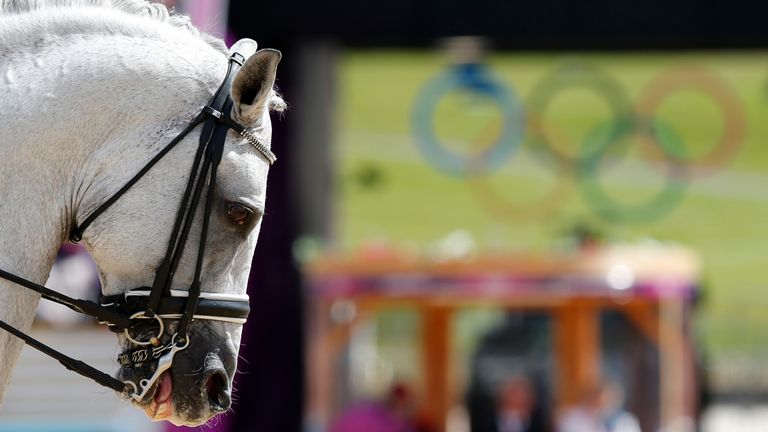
left=334, top=50, right=768, bottom=381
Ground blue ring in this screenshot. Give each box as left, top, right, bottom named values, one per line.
left=411, top=64, right=525, bottom=177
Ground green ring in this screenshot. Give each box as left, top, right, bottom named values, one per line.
left=577, top=118, right=688, bottom=224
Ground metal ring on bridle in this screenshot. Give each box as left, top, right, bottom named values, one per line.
left=124, top=312, right=164, bottom=346
left=172, top=332, right=190, bottom=350
left=122, top=380, right=138, bottom=399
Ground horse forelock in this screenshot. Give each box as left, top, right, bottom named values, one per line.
left=0, top=0, right=227, bottom=54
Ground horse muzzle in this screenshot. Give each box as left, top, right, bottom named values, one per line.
left=118, top=320, right=239, bottom=425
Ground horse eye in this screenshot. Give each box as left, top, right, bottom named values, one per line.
left=226, top=202, right=254, bottom=225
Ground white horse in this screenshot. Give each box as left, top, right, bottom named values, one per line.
left=0, top=0, right=284, bottom=425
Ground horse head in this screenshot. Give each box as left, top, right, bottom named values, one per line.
left=78, top=38, right=284, bottom=425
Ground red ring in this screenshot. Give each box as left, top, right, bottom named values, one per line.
left=635, top=65, right=746, bottom=176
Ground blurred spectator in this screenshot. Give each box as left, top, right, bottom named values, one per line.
left=557, top=381, right=640, bottom=432
left=497, top=376, right=538, bottom=432
left=331, top=382, right=431, bottom=432
left=466, top=312, right=554, bottom=432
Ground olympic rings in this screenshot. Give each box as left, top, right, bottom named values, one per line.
left=635, top=65, right=746, bottom=175
left=411, top=63, right=525, bottom=177
left=577, top=118, right=688, bottom=223
left=526, top=62, right=634, bottom=170
left=410, top=60, right=745, bottom=224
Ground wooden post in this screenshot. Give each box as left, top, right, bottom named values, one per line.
left=422, top=305, right=452, bottom=432
left=555, top=300, right=600, bottom=406
left=659, top=297, right=693, bottom=431
left=305, top=299, right=332, bottom=429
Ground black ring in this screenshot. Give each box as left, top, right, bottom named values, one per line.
left=526, top=62, right=634, bottom=170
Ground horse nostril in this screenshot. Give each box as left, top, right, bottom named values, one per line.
left=204, top=370, right=231, bottom=412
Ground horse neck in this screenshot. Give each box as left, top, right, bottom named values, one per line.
left=0, top=23, right=224, bottom=398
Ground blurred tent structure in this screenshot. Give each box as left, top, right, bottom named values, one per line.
left=224, top=0, right=768, bottom=431
left=304, top=243, right=702, bottom=431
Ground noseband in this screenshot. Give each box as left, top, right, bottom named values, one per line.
left=0, top=52, right=273, bottom=401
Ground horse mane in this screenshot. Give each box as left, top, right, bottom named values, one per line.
left=0, top=0, right=227, bottom=53
left=0, top=0, right=286, bottom=111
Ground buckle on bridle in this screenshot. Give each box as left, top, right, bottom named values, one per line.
left=230, top=52, right=245, bottom=66
left=202, top=105, right=223, bottom=119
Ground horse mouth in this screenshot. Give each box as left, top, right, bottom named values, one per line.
left=143, top=371, right=174, bottom=421
left=117, top=321, right=238, bottom=425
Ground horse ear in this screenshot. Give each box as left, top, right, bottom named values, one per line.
left=230, top=49, right=282, bottom=125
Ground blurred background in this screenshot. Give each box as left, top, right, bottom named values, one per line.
left=5, top=0, right=768, bottom=431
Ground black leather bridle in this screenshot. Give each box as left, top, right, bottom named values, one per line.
left=0, top=51, right=273, bottom=401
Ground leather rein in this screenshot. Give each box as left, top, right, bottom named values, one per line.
left=0, top=52, right=274, bottom=401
